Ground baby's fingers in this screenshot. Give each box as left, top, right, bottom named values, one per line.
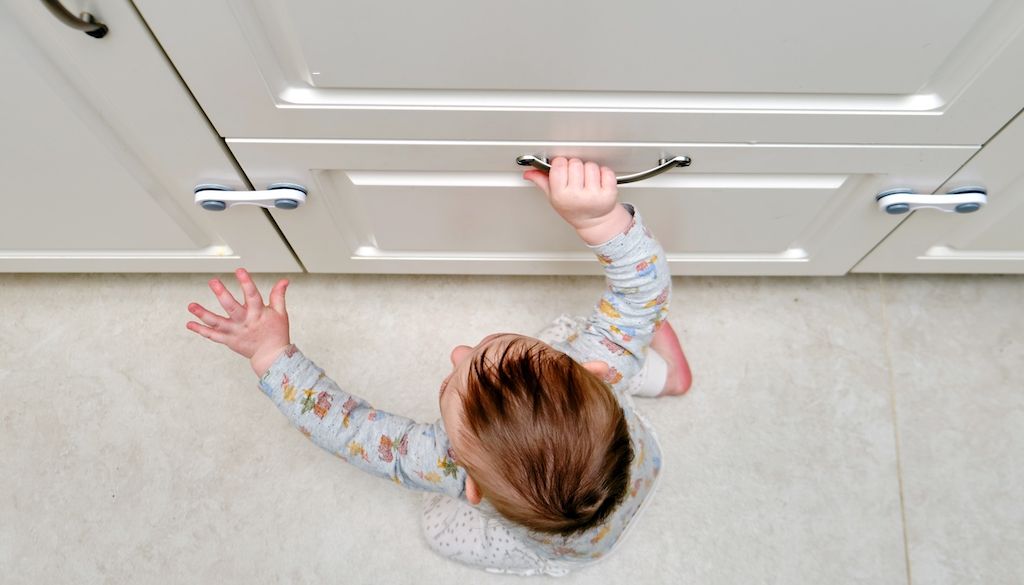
left=269, top=279, right=289, bottom=314
left=188, top=302, right=230, bottom=331
left=567, top=158, right=584, bottom=190
left=549, top=156, right=568, bottom=191
left=209, top=277, right=244, bottom=319
left=186, top=317, right=228, bottom=345
left=523, top=170, right=552, bottom=199
left=584, top=161, right=600, bottom=191
left=601, top=167, right=617, bottom=194
left=234, top=268, right=265, bottom=312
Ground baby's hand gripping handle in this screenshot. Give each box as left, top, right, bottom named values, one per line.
left=516, top=154, right=690, bottom=184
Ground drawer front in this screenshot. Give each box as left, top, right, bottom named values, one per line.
left=136, top=0, right=1024, bottom=145
left=222, top=140, right=975, bottom=275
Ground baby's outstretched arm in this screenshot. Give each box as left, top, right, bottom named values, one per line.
left=186, top=269, right=466, bottom=499
left=524, top=157, right=672, bottom=389
left=257, top=345, right=466, bottom=498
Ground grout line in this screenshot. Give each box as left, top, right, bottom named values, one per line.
left=879, top=273, right=913, bottom=585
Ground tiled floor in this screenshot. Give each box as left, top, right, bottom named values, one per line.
left=0, top=273, right=1020, bottom=584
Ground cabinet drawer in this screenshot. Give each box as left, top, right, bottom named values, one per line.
left=221, top=140, right=975, bottom=275
left=136, top=0, right=1024, bottom=145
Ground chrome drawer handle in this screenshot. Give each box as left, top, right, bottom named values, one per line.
left=39, top=0, right=108, bottom=38
left=516, top=155, right=691, bottom=184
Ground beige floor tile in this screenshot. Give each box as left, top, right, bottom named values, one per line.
left=0, top=273, right=905, bottom=584
left=881, top=275, right=1024, bottom=585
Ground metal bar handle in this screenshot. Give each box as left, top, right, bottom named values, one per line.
left=516, top=155, right=691, bottom=184
left=40, top=0, right=108, bottom=38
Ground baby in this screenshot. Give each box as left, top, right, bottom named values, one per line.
left=186, top=157, right=692, bottom=576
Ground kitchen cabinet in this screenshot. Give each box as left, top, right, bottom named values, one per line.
left=853, top=108, right=1024, bottom=273
left=0, top=0, right=300, bottom=273
left=134, top=0, right=1024, bottom=274
left=6, top=0, right=1024, bottom=274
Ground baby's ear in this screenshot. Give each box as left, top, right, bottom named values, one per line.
left=466, top=475, right=483, bottom=505
left=582, top=360, right=610, bottom=380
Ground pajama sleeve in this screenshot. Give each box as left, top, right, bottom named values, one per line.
left=257, top=344, right=466, bottom=500
left=565, top=203, right=672, bottom=391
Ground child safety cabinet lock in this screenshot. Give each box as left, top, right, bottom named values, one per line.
left=875, top=186, right=987, bottom=215
left=194, top=183, right=307, bottom=211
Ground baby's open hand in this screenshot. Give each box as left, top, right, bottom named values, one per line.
left=186, top=268, right=291, bottom=371
left=522, top=157, right=619, bottom=231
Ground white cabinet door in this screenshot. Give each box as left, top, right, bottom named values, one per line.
left=852, top=109, right=1024, bottom=273
left=223, top=139, right=974, bottom=275
left=135, top=0, right=1024, bottom=145
left=0, top=0, right=300, bottom=273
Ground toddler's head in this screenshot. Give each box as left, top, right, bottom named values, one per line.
left=439, top=333, right=633, bottom=536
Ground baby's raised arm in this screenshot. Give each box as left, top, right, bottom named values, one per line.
left=523, top=157, right=672, bottom=390
left=187, top=270, right=467, bottom=499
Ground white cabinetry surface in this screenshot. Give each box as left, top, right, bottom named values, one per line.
left=134, top=0, right=1024, bottom=145
left=854, top=108, right=1024, bottom=273
left=134, top=0, right=1024, bottom=275
left=0, top=0, right=300, bottom=273
left=6, top=0, right=1024, bottom=274
left=224, top=140, right=974, bottom=275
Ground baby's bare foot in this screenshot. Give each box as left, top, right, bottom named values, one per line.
left=650, top=320, right=692, bottom=396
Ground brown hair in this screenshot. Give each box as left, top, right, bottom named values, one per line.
left=455, top=337, right=633, bottom=536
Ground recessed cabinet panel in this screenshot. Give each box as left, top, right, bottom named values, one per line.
left=226, top=140, right=976, bottom=275
left=0, top=42, right=195, bottom=252
left=962, top=196, right=1024, bottom=251
left=135, top=0, right=1024, bottom=145
left=290, top=2, right=989, bottom=95
left=339, top=172, right=839, bottom=255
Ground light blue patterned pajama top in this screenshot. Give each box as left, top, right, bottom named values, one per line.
left=257, top=202, right=669, bottom=575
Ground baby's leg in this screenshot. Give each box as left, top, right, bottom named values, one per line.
left=421, top=494, right=561, bottom=576
left=648, top=320, right=692, bottom=396
left=629, top=320, right=692, bottom=397
left=537, top=313, right=691, bottom=398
